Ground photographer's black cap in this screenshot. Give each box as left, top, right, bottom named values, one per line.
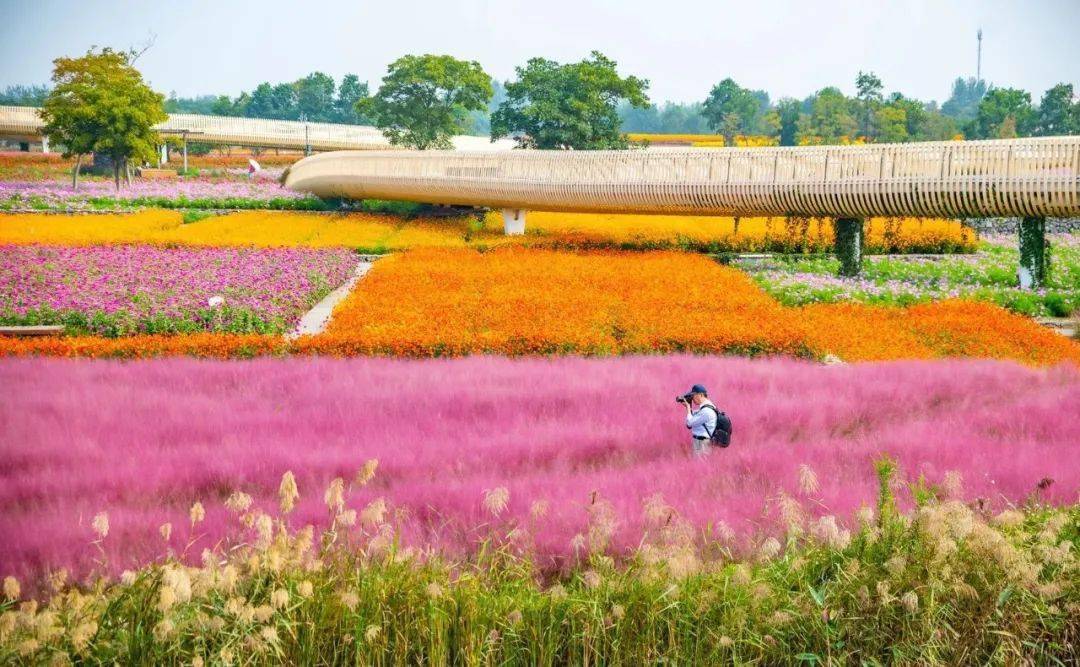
left=689, top=384, right=708, bottom=395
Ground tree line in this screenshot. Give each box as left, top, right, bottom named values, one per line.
left=621, top=75, right=1079, bottom=144
left=15, top=48, right=1080, bottom=178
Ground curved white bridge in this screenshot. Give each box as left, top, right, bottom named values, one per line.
left=284, top=137, right=1080, bottom=219
left=0, top=105, right=514, bottom=152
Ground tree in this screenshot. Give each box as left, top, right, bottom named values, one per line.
left=941, top=77, right=987, bottom=121
left=359, top=54, right=492, bottom=149
left=774, top=98, right=802, bottom=146
left=969, top=87, right=1035, bottom=139
left=798, top=87, right=856, bottom=144
left=334, top=74, right=370, bottom=124
left=1035, top=83, right=1078, bottom=136
left=294, top=72, right=335, bottom=122
left=855, top=71, right=884, bottom=140
left=702, top=78, right=760, bottom=145
left=40, top=47, right=166, bottom=190
left=0, top=84, right=50, bottom=106
left=875, top=104, right=908, bottom=143
left=491, top=51, right=648, bottom=149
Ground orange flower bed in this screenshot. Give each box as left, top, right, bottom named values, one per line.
left=0, top=333, right=286, bottom=359
left=294, top=248, right=809, bottom=357
left=294, top=248, right=1079, bottom=364
left=798, top=301, right=1080, bottom=364
left=3, top=249, right=1076, bottom=364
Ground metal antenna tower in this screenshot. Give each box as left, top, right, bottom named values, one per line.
left=977, top=28, right=983, bottom=81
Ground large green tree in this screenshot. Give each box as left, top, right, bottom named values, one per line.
left=969, top=87, right=1035, bottom=139
left=294, top=72, right=336, bottom=122
left=798, top=87, right=857, bottom=144
left=702, top=78, right=762, bottom=145
left=1035, top=83, right=1078, bottom=136
left=855, top=71, right=884, bottom=140
left=941, top=77, right=987, bottom=121
left=359, top=54, right=492, bottom=149
left=40, top=47, right=166, bottom=190
left=491, top=51, right=649, bottom=149
left=774, top=98, right=802, bottom=146
left=334, top=74, right=370, bottom=124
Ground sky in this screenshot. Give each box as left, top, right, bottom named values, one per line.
left=1, top=0, right=1077, bottom=105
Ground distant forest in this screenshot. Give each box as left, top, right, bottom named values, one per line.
left=3, top=70, right=1077, bottom=144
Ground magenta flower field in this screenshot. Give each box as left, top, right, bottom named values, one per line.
left=0, top=177, right=314, bottom=211
left=1, top=355, right=1076, bottom=584
left=0, top=245, right=358, bottom=335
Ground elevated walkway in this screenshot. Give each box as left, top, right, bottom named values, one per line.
left=0, top=105, right=514, bottom=153
left=283, top=137, right=1079, bottom=219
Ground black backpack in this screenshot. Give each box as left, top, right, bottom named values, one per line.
left=701, top=405, right=732, bottom=447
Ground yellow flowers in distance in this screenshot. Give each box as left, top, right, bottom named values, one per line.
left=0, top=210, right=977, bottom=255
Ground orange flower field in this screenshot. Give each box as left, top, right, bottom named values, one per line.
left=5, top=247, right=1072, bottom=363
left=0, top=210, right=978, bottom=254
left=297, top=248, right=1080, bottom=363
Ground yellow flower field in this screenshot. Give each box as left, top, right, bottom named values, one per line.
left=626, top=134, right=779, bottom=147
left=0, top=210, right=977, bottom=254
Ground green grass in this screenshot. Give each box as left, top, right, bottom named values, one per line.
left=739, top=236, right=1080, bottom=317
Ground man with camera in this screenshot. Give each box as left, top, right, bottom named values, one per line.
left=677, top=384, right=718, bottom=458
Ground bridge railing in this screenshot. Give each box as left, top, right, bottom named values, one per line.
left=284, top=137, right=1080, bottom=218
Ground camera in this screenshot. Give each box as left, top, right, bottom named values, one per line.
left=675, top=393, right=693, bottom=404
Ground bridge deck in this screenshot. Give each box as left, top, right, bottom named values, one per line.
left=0, top=105, right=513, bottom=152
left=284, top=138, right=1080, bottom=218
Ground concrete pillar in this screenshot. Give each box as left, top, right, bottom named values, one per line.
left=159, top=143, right=168, bottom=165
left=41, top=136, right=50, bottom=154
left=182, top=137, right=188, bottom=173
left=1018, top=216, right=1047, bottom=289
left=834, top=217, right=863, bottom=277
left=502, top=208, right=526, bottom=235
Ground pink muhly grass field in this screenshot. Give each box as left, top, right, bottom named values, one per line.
left=1, top=355, right=1078, bottom=584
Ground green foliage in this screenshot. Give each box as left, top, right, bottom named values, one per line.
left=834, top=218, right=863, bottom=277
left=941, top=77, right=987, bottom=121
left=491, top=51, right=649, bottom=149
left=359, top=54, right=492, bottom=150
left=0, top=83, right=50, bottom=106
left=0, top=304, right=284, bottom=336
left=334, top=74, right=371, bottom=125
left=702, top=78, right=767, bottom=142
left=40, top=48, right=167, bottom=188
left=798, top=87, right=857, bottom=144
left=969, top=87, right=1036, bottom=139
left=775, top=98, right=802, bottom=146
left=739, top=236, right=1080, bottom=318
left=1018, top=217, right=1048, bottom=288
left=855, top=71, right=884, bottom=139
left=618, top=100, right=711, bottom=134
left=181, top=209, right=216, bottom=224
left=1035, top=83, right=1079, bottom=136
left=294, top=72, right=335, bottom=122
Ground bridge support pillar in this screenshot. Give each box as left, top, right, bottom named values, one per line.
left=1018, top=216, right=1047, bottom=289
left=502, top=208, right=526, bottom=235
left=835, top=217, right=863, bottom=277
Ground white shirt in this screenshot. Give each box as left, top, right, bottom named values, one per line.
left=686, top=400, right=718, bottom=438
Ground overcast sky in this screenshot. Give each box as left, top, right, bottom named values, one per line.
left=1, top=0, right=1077, bottom=105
